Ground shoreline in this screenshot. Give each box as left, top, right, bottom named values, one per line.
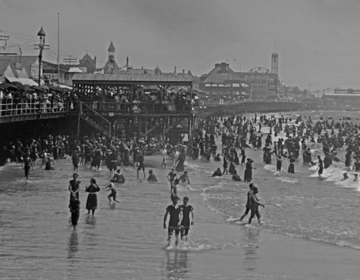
left=1, top=154, right=360, bottom=279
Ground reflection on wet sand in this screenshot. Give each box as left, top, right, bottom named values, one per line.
left=164, top=250, right=190, bottom=280
left=242, top=227, right=260, bottom=273
left=68, top=231, right=79, bottom=259
left=108, top=202, right=116, bottom=210
left=85, top=215, right=97, bottom=227
left=66, top=231, right=80, bottom=280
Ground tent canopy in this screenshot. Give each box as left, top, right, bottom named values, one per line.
left=5, top=76, right=38, bottom=86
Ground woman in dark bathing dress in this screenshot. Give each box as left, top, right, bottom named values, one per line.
left=244, top=158, right=253, bottom=182
left=175, top=151, right=186, bottom=173
left=85, top=178, right=100, bottom=215
left=288, top=154, right=295, bottom=174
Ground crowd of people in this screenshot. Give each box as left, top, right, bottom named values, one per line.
left=79, top=87, right=198, bottom=114
left=0, top=84, right=72, bottom=116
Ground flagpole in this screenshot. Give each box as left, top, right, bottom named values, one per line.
left=57, top=12, right=60, bottom=84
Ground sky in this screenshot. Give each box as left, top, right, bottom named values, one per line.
left=1, top=0, right=360, bottom=90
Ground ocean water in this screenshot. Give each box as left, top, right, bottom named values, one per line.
left=1, top=111, right=360, bottom=279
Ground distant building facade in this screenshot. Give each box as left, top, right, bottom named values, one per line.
left=199, top=52, right=279, bottom=99
left=199, top=62, right=250, bottom=96
left=78, top=53, right=96, bottom=73
left=241, top=67, right=278, bottom=99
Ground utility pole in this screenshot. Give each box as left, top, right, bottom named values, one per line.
left=57, top=12, right=61, bottom=84
left=63, top=56, right=77, bottom=66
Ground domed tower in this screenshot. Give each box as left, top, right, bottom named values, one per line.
left=103, top=41, right=120, bottom=74
left=108, top=41, right=116, bottom=62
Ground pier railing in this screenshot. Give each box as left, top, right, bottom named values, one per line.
left=0, top=99, right=69, bottom=117
left=80, top=101, right=192, bottom=114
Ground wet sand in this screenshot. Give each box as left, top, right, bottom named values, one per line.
left=2, top=110, right=360, bottom=279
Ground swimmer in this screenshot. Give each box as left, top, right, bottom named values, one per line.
left=113, top=169, right=125, bottom=184
left=105, top=180, right=120, bottom=203
left=69, top=194, right=80, bottom=230
left=147, top=169, right=158, bottom=182
left=239, top=183, right=254, bottom=222
left=167, top=169, right=177, bottom=184
left=170, top=178, right=179, bottom=200
left=248, top=186, right=265, bottom=225
left=69, top=173, right=81, bottom=200
left=161, top=152, right=167, bottom=169
left=164, top=196, right=183, bottom=246
left=180, top=197, right=194, bottom=242
left=136, top=153, right=146, bottom=179
left=179, top=171, right=190, bottom=185
left=22, top=151, right=33, bottom=181
left=232, top=170, right=242, bottom=181
left=317, top=156, right=323, bottom=177
left=212, top=168, right=222, bottom=177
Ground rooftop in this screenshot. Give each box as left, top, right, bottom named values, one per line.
left=72, top=73, right=193, bottom=85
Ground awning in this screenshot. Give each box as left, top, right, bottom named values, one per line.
left=58, top=84, right=72, bottom=90
left=5, top=76, right=38, bottom=86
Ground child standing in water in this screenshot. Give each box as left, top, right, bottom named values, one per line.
left=105, top=180, right=120, bottom=203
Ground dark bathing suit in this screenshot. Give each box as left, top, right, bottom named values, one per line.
left=181, top=205, right=194, bottom=237
left=166, top=204, right=182, bottom=236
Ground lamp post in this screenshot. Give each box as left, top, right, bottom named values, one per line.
left=36, top=27, right=49, bottom=85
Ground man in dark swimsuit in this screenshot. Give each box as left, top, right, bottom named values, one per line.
left=239, top=183, right=254, bottom=222
left=180, top=197, right=194, bottom=242
left=163, top=196, right=183, bottom=246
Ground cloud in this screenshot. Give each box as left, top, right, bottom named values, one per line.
left=1, top=0, right=360, bottom=89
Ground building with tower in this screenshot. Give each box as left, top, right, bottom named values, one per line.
left=103, top=41, right=120, bottom=74
left=199, top=52, right=279, bottom=99
left=271, top=53, right=278, bottom=75
left=78, top=53, right=97, bottom=73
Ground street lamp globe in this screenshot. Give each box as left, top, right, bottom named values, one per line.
left=37, top=27, right=46, bottom=41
